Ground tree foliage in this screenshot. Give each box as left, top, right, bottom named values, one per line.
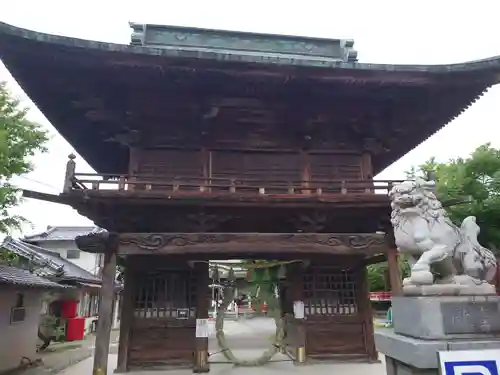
left=367, top=260, right=410, bottom=292
left=407, top=143, right=500, bottom=251
left=0, top=81, right=48, bottom=233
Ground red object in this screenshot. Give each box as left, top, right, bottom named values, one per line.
left=61, top=300, right=78, bottom=318
left=66, top=317, right=86, bottom=341
left=369, top=292, right=392, bottom=301
left=250, top=302, right=268, bottom=312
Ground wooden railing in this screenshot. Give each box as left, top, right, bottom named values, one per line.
left=63, top=155, right=402, bottom=196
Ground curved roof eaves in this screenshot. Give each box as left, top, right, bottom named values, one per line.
left=1, top=21, right=500, bottom=78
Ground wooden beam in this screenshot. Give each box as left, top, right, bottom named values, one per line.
left=116, top=233, right=387, bottom=255
left=21, top=189, right=70, bottom=205
left=115, top=258, right=136, bottom=373
left=362, top=253, right=387, bottom=266
left=93, top=244, right=117, bottom=375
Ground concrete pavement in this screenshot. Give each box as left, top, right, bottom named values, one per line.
left=59, top=353, right=386, bottom=375
left=57, top=317, right=387, bottom=375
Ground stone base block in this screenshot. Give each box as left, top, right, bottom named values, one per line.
left=375, top=329, right=500, bottom=372
left=392, top=295, right=500, bottom=340
left=385, top=356, right=438, bottom=375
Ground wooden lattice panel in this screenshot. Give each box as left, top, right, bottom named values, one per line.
left=303, top=266, right=358, bottom=316
left=211, top=151, right=301, bottom=182
left=302, top=264, right=368, bottom=359
left=133, top=269, right=197, bottom=318
left=129, top=268, right=198, bottom=369
left=309, top=154, right=362, bottom=184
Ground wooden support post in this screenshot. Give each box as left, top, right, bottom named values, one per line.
left=193, top=262, right=209, bottom=373
left=288, top=263, right=306, bottom=365
left=93, top=244, right=117, bottom=375
left=387, top=246, right=403, bottom=296
left=357, top=263, right=378, bottom=362
left=300, top=150, right=311, bottom=195
left=201, top=147, right=210, bottom=192
left=128, top=147, right=140, bottom=192
left=63, top=153, right=76, bottom=192
left=116, top=258, right=136, bottom=373
left=385, top=228, right=403, bottom=296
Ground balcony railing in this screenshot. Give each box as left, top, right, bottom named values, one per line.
left=63, top=155, right=402, bottom=197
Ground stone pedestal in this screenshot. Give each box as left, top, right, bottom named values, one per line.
left=375, top=296, right=500, bottom=375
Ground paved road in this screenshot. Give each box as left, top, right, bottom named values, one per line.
left=60, top=353, right=386, bottom=375
left=58, top=318, right=386, bottom=375
left=208, top=317, right=285, bottom=362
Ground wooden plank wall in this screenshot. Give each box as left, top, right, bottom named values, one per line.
left=127, top=266, right=198, bottom=370
left=132, top=148, right=365, bottom=183
left=302, top=258, right=371, bottom=360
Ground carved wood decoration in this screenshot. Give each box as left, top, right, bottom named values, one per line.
left=290, top=211, right=327, bottom=232
left=117, top=233, right=386, bottom=255
left=75, top=231, right=119, bottom=254
left=185, top=211, right=232, bottom=232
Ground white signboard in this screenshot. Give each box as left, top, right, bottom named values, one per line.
left=293, top=300, right=305, bottom=319
left=439, top=349, right=500, bottom=375
left=195, top=318, right=209, bottom=338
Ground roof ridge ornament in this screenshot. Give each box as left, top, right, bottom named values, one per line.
left=129, top=22, right=358, bottom=63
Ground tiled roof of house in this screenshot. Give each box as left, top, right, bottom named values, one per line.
left=0, top=265, right=71, bottom=289
left=1, top=237, right=101, bottom=284
left=23, top=226, right=100, bottom=242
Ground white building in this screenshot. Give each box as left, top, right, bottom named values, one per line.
left=22, top=226, right=120, bottom=331
left=24, top=226, right=102, bottom=275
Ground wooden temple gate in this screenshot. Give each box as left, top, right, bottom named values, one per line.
left=5, top=20, right=492, bottom=374
left=73, top=233, right=389, bottom=372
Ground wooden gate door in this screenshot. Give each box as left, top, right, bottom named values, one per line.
left=303, top=265, right=370, bottom=360
left=128, top=267, right=198, bottom=370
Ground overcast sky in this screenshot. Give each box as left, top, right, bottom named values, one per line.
left=1, top=0, right=500, bottom=236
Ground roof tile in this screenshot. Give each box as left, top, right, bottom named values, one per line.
left=0, top=265, right=70, bottom=289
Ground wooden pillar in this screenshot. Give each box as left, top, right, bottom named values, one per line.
left=300, top=150, right=311, bottom=194
left=387, top=246, right=403, bottom=296
left=116, top=258, right=136, bottom=373
left=193, top=262, right=209, bottom=373
left=200, top=147, right=209, bottom=192
left=496, top=259, right=500, bottom=295
left=93, top=244, right=117, bottom=375
left=128, top=147, right=140, bottom=191
left=357, top=263, right=378, bottom=362
left=385, top=228, right=403, bottom=296
left=63, top=153, right=76, bottom=192
left=288, top=263, right=306, bottom=364
left=360, top=152, right=373, bottom=179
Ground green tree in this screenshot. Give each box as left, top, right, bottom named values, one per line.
left=0, top=81, right=48, bottom=234
left=367, top=260, right=410, bottom=292
left=411, top=143, right=500, bottom=252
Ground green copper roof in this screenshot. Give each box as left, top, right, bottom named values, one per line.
left=129, top=22, right=358, bottom=63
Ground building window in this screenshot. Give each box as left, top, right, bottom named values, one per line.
left=10, top=293, right=26, bottom=323
left=66, top=249, right=81, bottom=259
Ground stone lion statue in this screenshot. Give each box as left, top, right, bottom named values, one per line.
left=389, top=178, right=497, bottom=295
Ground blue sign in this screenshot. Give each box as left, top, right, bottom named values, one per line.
left=439, top=350, right=500, bottom=375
